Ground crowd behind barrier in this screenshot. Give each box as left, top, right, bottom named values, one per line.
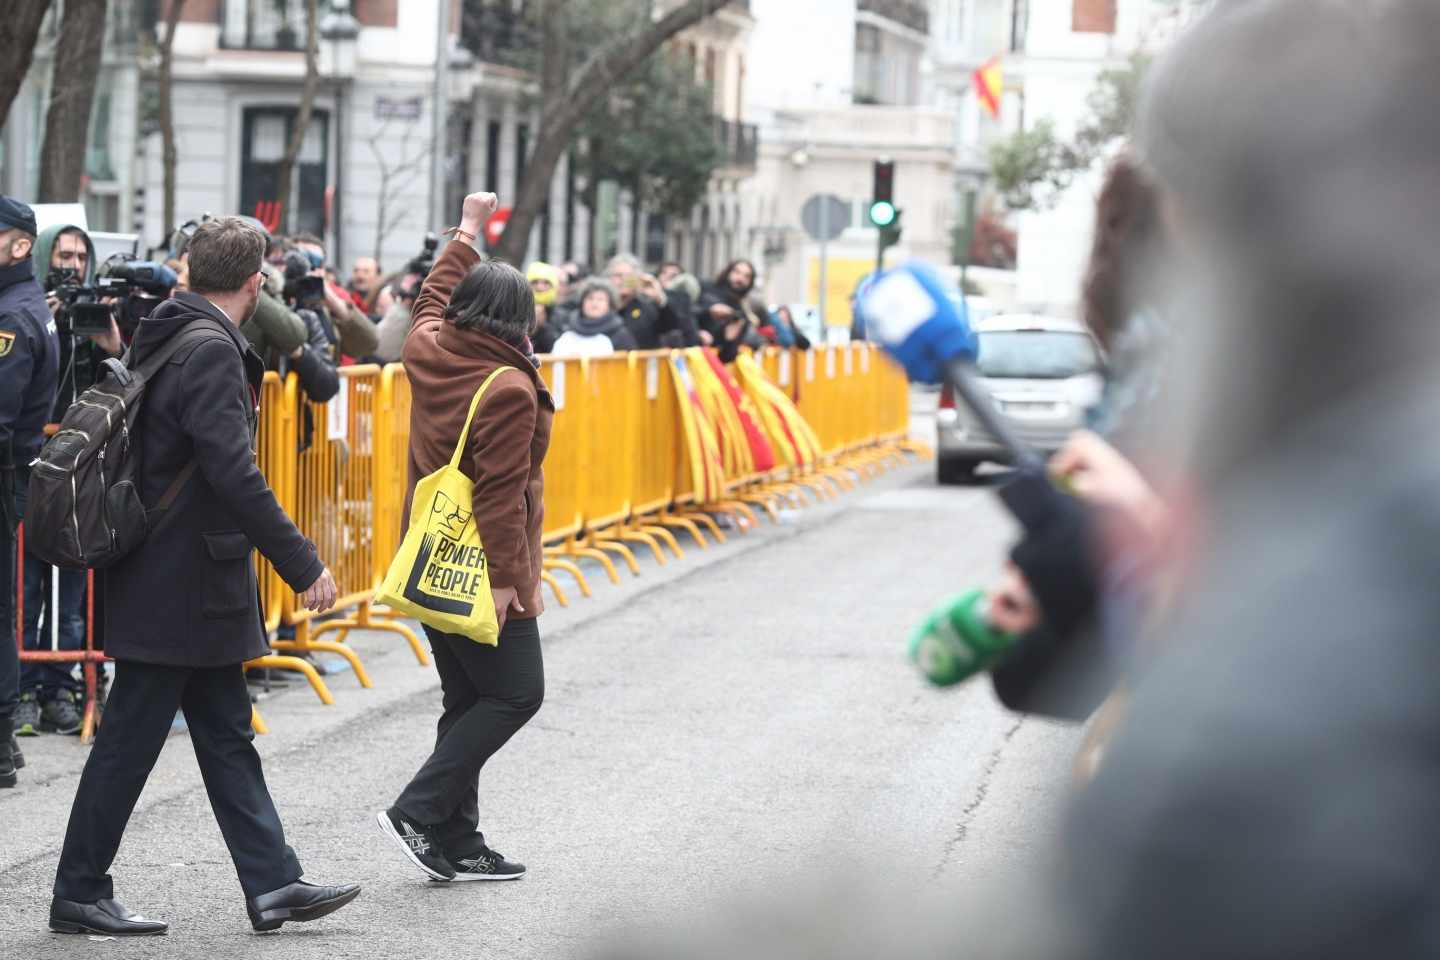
left=15, top=343, right=917, bottom=736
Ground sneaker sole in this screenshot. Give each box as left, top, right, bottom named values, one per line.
left=15, top=724, right=39, bottom=738
left=374, top=811, right=453, bottom=881
left=430, top=869, right=526, bottom=883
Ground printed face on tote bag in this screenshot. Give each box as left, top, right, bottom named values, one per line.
left=432, top=490, right=473, bottom=540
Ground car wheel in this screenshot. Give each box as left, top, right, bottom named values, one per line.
left=937, top=456, right=977, bottom=486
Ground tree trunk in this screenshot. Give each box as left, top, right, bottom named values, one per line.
left=159, top=0, right=186, bottom=241
left=37, top=0, right=108, bottom=202
left=0, top=0, right=53, bottom=132
left=273, top=0, right=320, bottom=235
left=492, top=0, right=729, bottom=265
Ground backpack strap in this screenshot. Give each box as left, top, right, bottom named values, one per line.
left=132, top=317, right=243, bottom=519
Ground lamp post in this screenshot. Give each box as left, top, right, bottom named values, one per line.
left=320, top=1, right=359, bottom=269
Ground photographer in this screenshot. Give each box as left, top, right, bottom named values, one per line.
left=605, top=253, right=701, bottom=349
left=288, top=233, right=378, bottom=360
left=258, top=248, right=339, bottom=403
left=12, top=223, right=120, bottom=737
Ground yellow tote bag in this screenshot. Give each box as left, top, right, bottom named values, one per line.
left=376, top=366, right=515, bottom=645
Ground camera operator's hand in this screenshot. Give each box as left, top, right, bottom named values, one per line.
left=90, top=315, right=123, bottom=356
left=459, top=192, right=500, bottom=240
left=1049, top=430, right=1167, bottom=539
left=300, top=567, right=339, bottom=613
left=322, top=282, right=353, bottom=320
left=988, top=563, right=1042, bottom=636
left=46, top=293, right=61, bottom=318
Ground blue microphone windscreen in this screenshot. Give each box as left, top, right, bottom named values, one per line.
left=862, top=261, right=976, bottom=383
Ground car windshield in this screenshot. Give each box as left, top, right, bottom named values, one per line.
left=977, top=330, right=1100, bottom=380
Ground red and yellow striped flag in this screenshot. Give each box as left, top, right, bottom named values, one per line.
left=974, top=56, right=1003, bottom=120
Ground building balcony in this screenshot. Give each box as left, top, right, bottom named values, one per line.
left=857, top=0, right=930, bottom=35
left=714, top=117, right=758, bottom=171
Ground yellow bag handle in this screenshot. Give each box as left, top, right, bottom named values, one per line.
left=448, top=366, right=519, bottom=471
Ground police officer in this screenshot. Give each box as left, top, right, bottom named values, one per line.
left=0, top=196, right=60, bottom=788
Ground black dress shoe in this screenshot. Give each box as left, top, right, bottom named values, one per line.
left=246, top=879, right=361, bottom=932
left=49, top=897, right=168, bottom=936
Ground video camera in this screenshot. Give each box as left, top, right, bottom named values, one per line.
left=46, top=257, right=177, bottom=338
left=282, top=249, right=327, bottom=311
left=406, top=232, right=440, bottom=278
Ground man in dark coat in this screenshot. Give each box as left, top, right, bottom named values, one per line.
left=48, top=218, right=359, bottom=938
left=0, top=195, right=58, bottom=788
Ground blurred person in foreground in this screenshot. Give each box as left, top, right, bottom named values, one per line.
left=1046, top=3, right=1440, bottom=957
left=48, top=218, right=356, bottom=937
left=376, top=192, right=551, bottom=883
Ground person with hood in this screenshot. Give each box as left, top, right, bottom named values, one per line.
left=14, top=224, right=122, bottom=738
left=527, top=261, right=562, bottom=354
left=697, top=259, right=760, bottom=362
left=48, top=217, right=358, bottom=937
left=550, top=278, right=639, bottom=356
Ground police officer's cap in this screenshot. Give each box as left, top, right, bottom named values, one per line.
left=0, top=196, right=38, bottom=236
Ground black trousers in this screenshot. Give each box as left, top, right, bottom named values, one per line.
left=0, top=520, right=17, bottom=719
left=53, top=660, right=302, bottom=903
left=395, top=619, right=543, bottom=854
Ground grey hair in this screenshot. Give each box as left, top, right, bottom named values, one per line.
left=604, top=253, right=642, bottom=274
left=1136, top=0, right=1440, bottom=488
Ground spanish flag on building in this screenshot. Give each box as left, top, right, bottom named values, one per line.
left=974, top=56, right=1004, bottom=120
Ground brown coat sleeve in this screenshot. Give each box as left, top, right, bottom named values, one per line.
left=411, top=239, right=482, bottom=334
left=464, top=373, right=537, bottom=591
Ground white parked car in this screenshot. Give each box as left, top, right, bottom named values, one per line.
left=936, top=315, right=1105, bottom=484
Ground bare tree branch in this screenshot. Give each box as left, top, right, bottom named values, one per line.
left=0, top=0, right=53, bottom=132
left=38, top=0, right=108, bottom=202
left=367, top=118, right=432, bottom=262
left=492, top=0, right=729, bottom=264
left=159, top=0, right=186, bottom=240
left=274, top=0, right=320, bottom=235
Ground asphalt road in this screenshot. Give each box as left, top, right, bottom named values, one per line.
left=0, top=411, right=1082, bottom=958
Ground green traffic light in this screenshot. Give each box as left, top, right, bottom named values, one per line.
left=869, top=201, right=897, bottom=227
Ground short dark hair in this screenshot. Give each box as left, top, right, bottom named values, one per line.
left=290, top=232, right=324, bottom=250
left=187, top=218, right=265, bottom=294
left=444, top=260, right=535, bottom=345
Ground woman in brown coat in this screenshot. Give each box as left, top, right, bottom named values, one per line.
left=376, top=192, right=554, bottom=883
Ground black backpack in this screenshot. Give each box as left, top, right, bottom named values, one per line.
left=25, top=318, right=235, bottom=569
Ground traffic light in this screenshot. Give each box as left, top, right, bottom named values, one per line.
left=869, top=159, right=896, bottom=227
left=879, top=208, right=904, bottom=251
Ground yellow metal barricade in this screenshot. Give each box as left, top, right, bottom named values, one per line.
left=247, top=371, right=337, bottom=707
left=629, top=351, right=701, bottom=553
left=540, top=355, right=615, bottom=593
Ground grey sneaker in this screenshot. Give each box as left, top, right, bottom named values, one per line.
left=40, top=693, right=83, bottom=736
left=14, top=694, right=41, bottom=737
left=375, top=808, right=456, bottom=881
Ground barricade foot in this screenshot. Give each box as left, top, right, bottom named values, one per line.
left=676, top=510, right=727, bottom=544
left=268, top=639, right=373, bottom=690
left=541, top=570, right=569, bottom=607
left=557, top=545, right=623, bottom=585
left=312, top=603, right=429, bottom=667
left=544, top=557, right=594, bottom=596
left=657, top=513, right=711, bottom=548
left=590, top=537, right=642, bottom=575
left=638, top=524, right=685, bottom=560
left=716, top=500, right=761, bottom=528
left=737, top=494, right=781, bottom=523
left=245, top=654, right=336, bottom=705
left=251, top=706, right=269, bottom=735
left=618, top=528, right=667, bottom=565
